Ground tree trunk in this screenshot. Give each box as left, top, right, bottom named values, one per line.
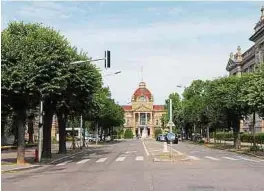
left=1, top=121, right=7, bottom=145
left=233, top=119, right=241, bottom=150
left=206, top=125, right=210, bottom=143
left=100, top=126, right=103, bottom=141
left=57, top=112, right=67, bottom=154
left=15, top=109, right=27, bottom=164
left=28, top=117, right=34, bottom=144
left=42, top=107, right=54, bottom=158
left=253, top=111, right=256, bottom=147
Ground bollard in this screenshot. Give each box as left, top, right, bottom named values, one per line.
left=163, top=142, right=168, bottom=152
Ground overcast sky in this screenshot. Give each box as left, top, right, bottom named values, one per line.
left=2, top=1, right=263, bottom=105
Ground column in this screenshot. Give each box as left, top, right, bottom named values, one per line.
left=133, top=112, right=136, bottom=136
left=138, top=112, right=141, bottom=136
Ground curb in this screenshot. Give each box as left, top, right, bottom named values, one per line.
left=1, top=144, right=38, bottom=151
left=1, top=165, right=42, bottom=173
left=204, top=144, right=264, bottom=159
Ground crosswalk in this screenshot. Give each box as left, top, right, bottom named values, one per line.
left=55, top=154, right=263, bottom=166
left=185, top=155, right=264, bottom=163
left=55, top=156, right=144, bottom=166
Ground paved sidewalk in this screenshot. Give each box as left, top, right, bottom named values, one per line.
left=1, top=141, right=106, bottom=173
left=143, top=139, right=187, bottom=162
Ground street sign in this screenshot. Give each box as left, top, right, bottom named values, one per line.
left=166, top=121, right=175, bottom=127
left=167, top=132, right=176, bottom=141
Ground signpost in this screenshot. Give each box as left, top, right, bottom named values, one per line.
left=166, top=99, right=175, bottom=159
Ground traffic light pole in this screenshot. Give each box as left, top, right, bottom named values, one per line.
left=169, top=99, right=173, bottom=159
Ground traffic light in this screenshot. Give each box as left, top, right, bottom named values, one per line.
left=105, top=50, right=110, bottom=69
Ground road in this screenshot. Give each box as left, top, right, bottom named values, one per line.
left=2, top=139, right=264, bottom=191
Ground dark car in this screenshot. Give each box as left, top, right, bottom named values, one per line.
left=165, top=133, right=179, bottom=144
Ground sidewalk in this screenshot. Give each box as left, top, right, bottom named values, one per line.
left=1, top=141, right=105, bottom=173
left=143, top=139, right=186, bottom=162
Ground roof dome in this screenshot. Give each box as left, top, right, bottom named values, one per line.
left=132, top=81, right=153, bottom=101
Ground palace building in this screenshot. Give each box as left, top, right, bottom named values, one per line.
left=226, top=6, right=264, bottom=133
left=122, top=81, right=166, bottom=138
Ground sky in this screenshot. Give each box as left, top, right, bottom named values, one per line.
left=1, top=1, right=263, bottom=105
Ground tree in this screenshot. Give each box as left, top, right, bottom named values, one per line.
left=181, top=80, right=210, bottom=140
left=242, top=65, right=264, bottom=118
left=56, top=49, right=102, bottom=153
left=206, top=75, right=251, bottom=149
left=1, top=21, right=75, bottom=161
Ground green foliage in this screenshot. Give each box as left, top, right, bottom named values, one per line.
left=154, top=128, right=163, bottom=138
left=242, top=65, right=264, bottom=118
left=124, top=129, right=133, bottom=139
left=215, top=132, right=264, bottom=144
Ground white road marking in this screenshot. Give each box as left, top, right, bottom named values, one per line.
left=125, top=151, right=137, bottom=154
left=116, top=157, right=126, bottom=162
left=76, top=159, right=90, bottom=164
left=237, top=156, right=260, bottom=162
left=96, top=158, right=108, bottom=163
left=205, top=156, right=220, bottom=161
left=142, top=141, right=150, bottom=156
left=135, top=156, right=144, bottom=161
left=188, top=156, right=200, bottom=160
left=222, top=157, right=239, bottom=161
left=56, top=160, right=72, bottom=166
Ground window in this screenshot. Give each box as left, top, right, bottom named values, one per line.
left=139, top=96, right=147, bottom=102
left=156, top=120, right=159, bottom=125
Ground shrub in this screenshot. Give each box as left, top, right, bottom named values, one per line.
left=52, top=136, right=57, bottom=144
left=215, top=132, right=264, bottom=145
left=154, top=128, right=162, bottom=138
left=124, top=129, right=133, bottom=139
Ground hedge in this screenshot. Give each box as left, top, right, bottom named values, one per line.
left=215, top=132, right=264, bottom=145
left=154, top=128, right=162, bottom=138
left=124, top=129, right=133, bottom=139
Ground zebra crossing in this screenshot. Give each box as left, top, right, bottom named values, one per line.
left=55, top=156, right=144, bottom=166
left=185, top=155, right=264, bottom=163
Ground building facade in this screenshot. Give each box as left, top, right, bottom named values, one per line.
left=226, top=7, right=264, bottom=133
left=122, top=81, right=166, bottom=138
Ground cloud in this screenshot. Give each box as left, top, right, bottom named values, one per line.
left=2, top=2, right=259, bottom=105
left=16, top=2, right=85, bottom=21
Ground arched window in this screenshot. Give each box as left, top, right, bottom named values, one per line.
left=139, top=96, right=147, bottom=102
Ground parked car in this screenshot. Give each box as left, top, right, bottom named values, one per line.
left=165, top=133, right=179, bottom=144
left=156, top=134, right=166, bottom=142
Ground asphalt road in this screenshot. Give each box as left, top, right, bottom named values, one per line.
left=2, top=139, right=264, bottom=191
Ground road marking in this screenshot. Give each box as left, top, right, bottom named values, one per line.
left=222, top=157, right=239, bottom=161
left=237, top=156, right=260, bottom=162
left=76, top=159, right=90, bottom=164
left=142, top=141, right=150, bottom=156
left=116, top=157, right=126, bottom=162
left=56, top=160, right=72, bottom=166
left=49, top=150, right=88, bottom=164
left=125, top=151, right=137, bottom=154
left=135, top=156, right=144, bottom=161
left=205, top=156, right=220, bottom=161
left=96, top=158, right=107, bottom=163
left=188, top=156, right=200, bottom=160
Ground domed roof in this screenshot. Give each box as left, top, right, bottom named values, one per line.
left=132, top=82, right=152, bottom=100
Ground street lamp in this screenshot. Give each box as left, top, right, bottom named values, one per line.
left=176, top=85, right=186, bottom=88
left=103, top=71, right=121, bottom=77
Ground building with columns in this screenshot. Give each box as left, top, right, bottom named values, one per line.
left=122, top=81, right=166, bottom=138
left=226, top=6, right=264, bottom=133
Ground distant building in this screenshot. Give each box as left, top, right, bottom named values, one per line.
left=226, top=6, right=264, bottom=133
left=122, top=81, right=166, bottom=137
